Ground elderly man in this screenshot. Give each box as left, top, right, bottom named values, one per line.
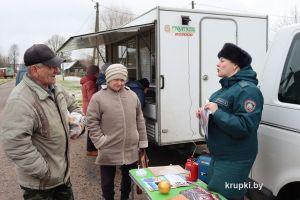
left=0, top=44, right=81, bottom=200
left=86, top=64, right=148, bottom=200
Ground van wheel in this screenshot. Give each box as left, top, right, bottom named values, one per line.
left=276, top=182, right=300, bottom=200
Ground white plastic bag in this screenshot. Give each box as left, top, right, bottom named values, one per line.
left=68, top=112, right=85, bottom=139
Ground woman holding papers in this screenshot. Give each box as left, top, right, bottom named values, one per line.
left=196, top=43, right=263, bottom=200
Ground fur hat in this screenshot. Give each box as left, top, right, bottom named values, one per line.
left=105, top=64, right=128, bottom=83
left=217, top=43, right=252, bottom=68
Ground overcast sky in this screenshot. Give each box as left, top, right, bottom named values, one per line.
left=0, top=0, right=299, bottom=63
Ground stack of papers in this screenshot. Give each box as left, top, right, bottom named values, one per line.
left=148, top=165, right=188, bottom=176
left=198, top=107, right=211, bottom=138
left=142, top=176, right=165, bottom=191
left=142, top=174, right=189, bottom=192
left=164, top=174, right=189, bottom=187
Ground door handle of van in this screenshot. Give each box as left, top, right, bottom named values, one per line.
left=202, top=75, right=209, bottom=80
left=160, top=75, right=165, bottom=89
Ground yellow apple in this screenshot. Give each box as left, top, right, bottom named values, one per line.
left=158, top=180, right=171, bottom=194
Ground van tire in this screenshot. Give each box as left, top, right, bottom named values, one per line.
left=276, top=182, right=300, bottom=200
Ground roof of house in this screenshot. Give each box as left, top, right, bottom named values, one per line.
left=61, top=61, right=78, bottom=71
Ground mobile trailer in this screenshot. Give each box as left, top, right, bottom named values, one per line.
left=0, top=67, right=14, bottom=78
left=58, top=6, right=268, bottom=146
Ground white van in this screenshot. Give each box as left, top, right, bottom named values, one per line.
left=58, top=6, right=268, bottom=147
left=249, top=24, right=300, bottom=200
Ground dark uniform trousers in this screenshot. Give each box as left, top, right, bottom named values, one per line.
left=20, top=179, right=74, bottom=200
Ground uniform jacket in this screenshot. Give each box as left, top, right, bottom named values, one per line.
left=207, top=66, right=264, bottom=161
left=80, top=74, right=97, bottom=114
left=86, top=86, right=148, bottom=165
left=126, top=80, right=145, bottom=108
left=0, top=75, right=81, bottom=189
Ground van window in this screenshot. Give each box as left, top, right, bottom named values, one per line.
left=127, top=39, right=137, bottom=80
left=112, top=38, right=137, bottom=80
left=110, top=29, right=155, bottom=84
left=278, top=33, right=300, bottom=104
left=139, top=29, right=155, bottom=85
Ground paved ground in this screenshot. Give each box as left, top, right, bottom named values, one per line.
left=0, top=131, right=152, bottom=200
left=0, top=80, right=187, bottom=200
left=0, top=80, right=22, bottom=199
left=0, top=81, right=15, bottom=119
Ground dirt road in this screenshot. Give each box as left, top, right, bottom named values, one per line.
left=0, top=80, right=187, bottom=200
left=0, top=81, right=15, bottom=119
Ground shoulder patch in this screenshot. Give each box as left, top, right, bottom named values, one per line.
left=238, top=80, right=249, bottom=88
left=244, top=100, right=256, bottom=112
left=215, top=98, right=229, bottom=107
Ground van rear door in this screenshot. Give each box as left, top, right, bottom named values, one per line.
left=200, top=18, right=237, bottom=104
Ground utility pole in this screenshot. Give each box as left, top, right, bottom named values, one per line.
left=61, top=52, right=65, bottom=81
left=192, top=1, right=195, bottom=9
left=13, top=51, right=16, bottom=73
left=92, top=2, right=99, bottom=65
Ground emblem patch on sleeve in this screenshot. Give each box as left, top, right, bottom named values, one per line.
left=244, top=100, right=256, bottom=112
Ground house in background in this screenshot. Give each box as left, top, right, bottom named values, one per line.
left=62, top=60, right=86, bottom=77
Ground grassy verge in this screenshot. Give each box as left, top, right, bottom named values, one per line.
left=57, top=78, right=82, bottom=107
left=0, top=78, right=13, bottom=85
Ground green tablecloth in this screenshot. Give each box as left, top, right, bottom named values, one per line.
left=129, top=168, right=227, bottom=200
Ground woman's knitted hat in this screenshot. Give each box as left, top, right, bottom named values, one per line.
left=105, top=64, right=128, bottom=83
left=217, top=43, right=252, bottom=68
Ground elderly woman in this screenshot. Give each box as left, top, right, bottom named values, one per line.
left=86, top=64, right=148, bottom=200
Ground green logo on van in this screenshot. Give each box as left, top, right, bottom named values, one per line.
left=164, top=25, right=195, bottom=36
left=172, top=26, right=195, bottom=33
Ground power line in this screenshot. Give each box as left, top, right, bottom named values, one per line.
left=74, top=8, right=95, bottom=35
left=74, top=2, right=138, bottom=35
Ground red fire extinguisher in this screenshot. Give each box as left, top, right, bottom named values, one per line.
left=185, top=158, right=198, bottom=181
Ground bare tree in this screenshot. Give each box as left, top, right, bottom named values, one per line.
left=46, top=34, right=72, bottom=61
left=99, top=4, right=135, bottom=30
left=67, top=4, right=135, bottom=65
left=0, top=53, right=9, bottom=68
left=46, top=34, right=66, bottom=52
left=8, top=44, right=19, bottom=72
left=89, top=4, right=135, bottom=65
